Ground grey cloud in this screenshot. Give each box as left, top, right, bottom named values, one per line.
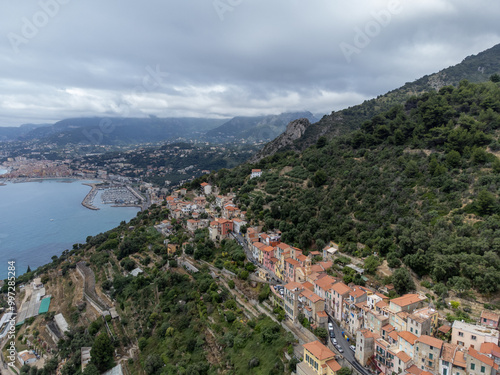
left=0, top=0, right=498, bottom=126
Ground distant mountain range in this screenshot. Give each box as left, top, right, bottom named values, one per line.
left=251, top=43, right=500, bottom=162
left=0, top=111, right=317, bottom=146
left=205, top=111, right=318, bottom=142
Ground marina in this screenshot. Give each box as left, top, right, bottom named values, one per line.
left=81, top=183, right=145, bottom=211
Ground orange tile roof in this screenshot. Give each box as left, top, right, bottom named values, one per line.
left=396, top=351, right=412, bottom=363
left=480, top=342, right=500, bottom=358
left=376, top=300, right=388, bottom=309
left=317, top=311, right=328, bottom=318
left=310, top=264, right=325, bottom=273
left=389, top=331, right=399, bottom=342
left=416, top=335, right=444, bottom=349
left=481, top=310, right=500, bottom=322
left=319, top=261, right=333, bottom=270
left=285, top=258, right=300, bottom=266
left=262, top=245, right=274, bottom=253
left=350, top=287, right=366, bottom=299
left=315, top=275, right=337, bottom=291
left=441, top=343, right=457, bottom=363
left=297, top=254, right=308, bottom=262
left=454, top=350, right=466, bottom=368
left=330, top=281, right=352, bottom=295
left=406, top=365, right=423, bottom=375
left=398, top=331, right=417, bottom=345
left=284, top=281, right=303, bottom=292
left=270, top=257, right=278, bottom=263
left=252, top=242, right=265, bottom=249
left=382, top=324, right=395, bottom=332
left=310, top=251, right=321, bottom=256
left=300, top=289, right=323, bottom=303
left=468, top=347, right=495, bottom=367
left=390, top=294, right=422, bottom=307
left=303, top=340, right=336, bottom=361
left=438, top=325, right=452, bottom=333
left=277, top=242, right=291, bottom=250
left=326, top=359, right=341, bottom=372
left=302, top=281, right=314, bottom=291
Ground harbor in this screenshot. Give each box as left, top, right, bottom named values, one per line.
left=81, top=183, right=145, bottom=211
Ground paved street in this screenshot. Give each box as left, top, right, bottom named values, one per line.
left=328, top=317, right=373, bottom=375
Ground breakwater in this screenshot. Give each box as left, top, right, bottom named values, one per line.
left=81, top=183, right=99, bottom=210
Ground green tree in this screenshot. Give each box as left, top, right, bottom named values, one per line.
left=338, top=367, right=353, bottom=375
left=490, top=74, right=500, bottom=83
left=91, top=333, right=114, bottom=372
left=83, top=364, right=100, bottom=375
left=475, top=190, right=497, bottom=216
left=314, top=327, right=328, bottom=343
left=364, top=255, right=379, bottom=275
left=392, top=268, right=415, bottom=295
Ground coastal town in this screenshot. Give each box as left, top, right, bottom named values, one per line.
left=4, top=160, right=500, bottom=375
left=149, top=172, right=500, bottom=375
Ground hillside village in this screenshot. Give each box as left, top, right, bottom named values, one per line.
left=156, top=175, right=500, bottom=375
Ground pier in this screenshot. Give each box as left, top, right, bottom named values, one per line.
left=81, top=183, right=100, bottom=210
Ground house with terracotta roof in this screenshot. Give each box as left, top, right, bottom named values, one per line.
left=250, top=169, right=262, bottom=179
left=329, top=282, right=352, bottom=321
left=284, top=258, right=300, bottom=283
left=365, top=309, right=389, bottom=335
left=479, top=342, right=500, bottom=366
left=356, top=329, right=379, bottom=366
left=200, top=182, right=212, bottom=195
left=283, top=281, right=304, bottom=322
left=480, top=311, right=500, bottom=330
left=298, top=340, right=341, bottom=375
left=389, top=294, right=425, bottom=313
left=414, top=335, right=444, bottom=373
left=374, top=337, right=397, bottom=374
left=439, top=342, right=467, bottom=375
left=466, top=347, right=499, bottom=375
left=300, top=289, right=326, bottom=326
left=251, top=241, right=265, bottom=262
left=262, top=245, right=276, bottom=270
left=391, top=311, right=409, bottom=332
left=395, top=350, right=413, bottom=374
left=408, top=307, right=438, bottom=337
left=186, top=219, right=200, bottom=233
left=398, top=331, right=418, bottom=360
left=452, top=321, right=499, bottom=349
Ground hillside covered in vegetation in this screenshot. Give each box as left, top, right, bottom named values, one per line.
left=253, top=44, right=500, bottom=161
left=202, top=79, right=500, bottom=297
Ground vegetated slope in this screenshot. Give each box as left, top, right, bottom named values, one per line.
left=17, top=117, right=226, bottom=145
left=253, top=43, right=500, bottom=162
left=20, top=206, right=293, bottom=375
left=205, top=111, right=318, bottom=143
left=207, top=80, right=500, bottom=296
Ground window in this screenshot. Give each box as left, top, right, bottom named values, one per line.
left=428, top=361, right=432, bottom=367
left=443, top=368, right=448, bottom=375
left=416, top=329, right=418, bottom=335
left=458, top=341, right=464, bottom=346
left=429, top=353, right=433, bottom=360
left=471, top=335, right=477, bottom=341
left=481, top=366, right=485, bottom=373
left=471, top=363, right=476, bottom=370
left=458, top=332, right=464, bottom=337
left=411, top=328, right=414, bottom=333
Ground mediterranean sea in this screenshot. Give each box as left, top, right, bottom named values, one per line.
left=0, top=179, right=139, bottom=280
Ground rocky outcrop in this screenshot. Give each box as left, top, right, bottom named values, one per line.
left=249, top=118, right=313, bottom=163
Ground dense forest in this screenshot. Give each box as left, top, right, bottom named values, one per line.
left=198, top=79, right=500, bottom=296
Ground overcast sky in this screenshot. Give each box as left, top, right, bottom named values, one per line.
left=0, top=0, right=499, bottom=127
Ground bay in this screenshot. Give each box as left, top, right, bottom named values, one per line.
left=0, top=179, right=139, bottom=279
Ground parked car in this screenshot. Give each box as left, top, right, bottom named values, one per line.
left=336, top=344, right=343, bottom=353
left=329, top=331, right=335, bottom=338
left=350, top=345, right=356, bottom=352
left=332, top=338, right=337, bottom=345
left=328, top=322, right=333, bottom=330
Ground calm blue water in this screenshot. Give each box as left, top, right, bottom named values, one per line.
left=0, top=179, right=139, bottom=279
